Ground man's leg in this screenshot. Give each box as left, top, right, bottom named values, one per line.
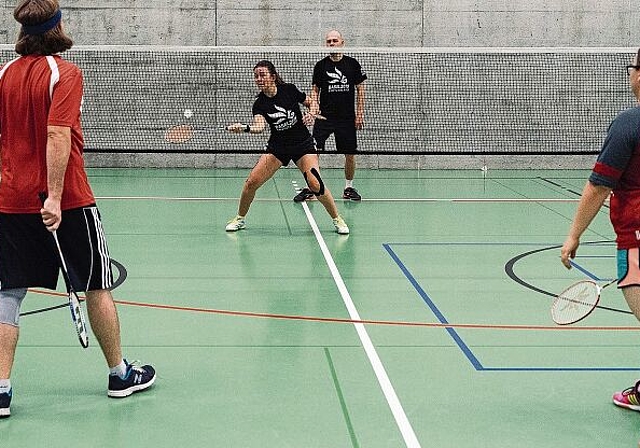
left=0, top=288, right=27, bottom=380
left=0, top=325, right=18, bottom=382
left=86, top=288, right=156, bottom=398
left=342, top=154, right=361, bottom=200
left=345, top=154, right=356, bottom=183
left=85, top=289, right=123, bottom=369
left=0, top=288, right=27, bottom=418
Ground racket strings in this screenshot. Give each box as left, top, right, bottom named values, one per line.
left=165, top=125, right=194, bottom=143
left=552, top=281, right=600, bottom=325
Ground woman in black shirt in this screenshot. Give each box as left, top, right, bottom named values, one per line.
left=225, top=60, right=349, bottom=234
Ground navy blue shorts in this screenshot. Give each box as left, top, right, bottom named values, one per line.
left=0, top=205, right=113, bottom=291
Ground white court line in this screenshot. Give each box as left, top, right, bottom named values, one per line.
left=95, top=195, right=586, bottom=203
left=292, top=181, right=421, bottom=448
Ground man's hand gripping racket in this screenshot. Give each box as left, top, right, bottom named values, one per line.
left=39, top=192, right=89, bottom=348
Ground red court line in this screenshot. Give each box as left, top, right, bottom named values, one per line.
left=27, top=288, right=639, bottom=331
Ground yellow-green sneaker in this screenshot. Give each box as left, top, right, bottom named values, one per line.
left=332, top=215, right=349, bottom=234
left=225, top=215, right=246, bottom=232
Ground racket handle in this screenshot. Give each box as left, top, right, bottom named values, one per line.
left=225, top=124, right=250, bottom=132
left=38, top=191, right=47, bottom=205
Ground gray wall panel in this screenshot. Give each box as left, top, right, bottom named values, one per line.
left=0, top=1, right=638, bottom=47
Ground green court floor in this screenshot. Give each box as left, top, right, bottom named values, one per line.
left=2, top=167, right=640, bottom=447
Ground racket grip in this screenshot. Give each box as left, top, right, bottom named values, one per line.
left=225, top=124, right=250, bottom=132
left=38, top=191, right=47, bottom=205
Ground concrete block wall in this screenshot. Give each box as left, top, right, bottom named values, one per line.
left=1, top=0, right=636, bottom=169
left=0, top=0, right=637, bottom=47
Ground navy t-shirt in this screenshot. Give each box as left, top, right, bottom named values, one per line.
left=589, top=106, right=640, bottom=248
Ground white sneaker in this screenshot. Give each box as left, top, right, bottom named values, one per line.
left=332, top=215, right=349, bottom=234
left=225, top=215, right=246, bottom=232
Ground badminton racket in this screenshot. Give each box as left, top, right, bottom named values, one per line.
left=164, top=124, right=220, bottom=143
left=39, top=193, right=89, bottom=348
left=551, top=278, right=617, bottom=325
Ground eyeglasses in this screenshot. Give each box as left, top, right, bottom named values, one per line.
left=626, top=64, right=640, bottom=75
left=326, top=38, right=341, bottom=44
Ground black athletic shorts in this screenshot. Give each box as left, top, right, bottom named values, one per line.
left=0, top=205, right=113, bottom=291
left=313, top=119, right=358, bottom=154
left=266, top=139, right=317, bottom=166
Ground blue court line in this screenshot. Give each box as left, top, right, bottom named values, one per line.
left=382, top=243, right=483, bottom=371
left=383, top=242, right=639, bottom=372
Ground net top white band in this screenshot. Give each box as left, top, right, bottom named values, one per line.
left=0, top=44, right=634, bottom=55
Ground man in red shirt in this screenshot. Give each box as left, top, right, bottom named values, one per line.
left=0, top=0, right=155, bottom=419
left=561, top=48, right=640, bottom=413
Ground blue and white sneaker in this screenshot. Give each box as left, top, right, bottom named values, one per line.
left=108, top=360, right=156, bottom=398
left=0, top=388, right=11, bottom=418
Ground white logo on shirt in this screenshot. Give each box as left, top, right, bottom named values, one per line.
left=327, top=68, right=350, bottom=93
left=268, top=105, right=297, bottom=131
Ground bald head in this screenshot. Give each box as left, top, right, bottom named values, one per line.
left=325, top=30, right=344, bottom=47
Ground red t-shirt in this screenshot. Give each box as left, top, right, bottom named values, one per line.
left=0, top=54, right=95, bottom=213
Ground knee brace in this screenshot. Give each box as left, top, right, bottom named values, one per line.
left=303, top=168, right=325, bottom=196
left=0, top=288, right=27, bottom=327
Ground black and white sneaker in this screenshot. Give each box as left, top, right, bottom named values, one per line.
left=108, top=360, right=156, bottom=398
left=0, top=388, right=11, bottom=418
left=293, top=188, right=315, bottom=202
left=342, top=187, right=361, bottom=201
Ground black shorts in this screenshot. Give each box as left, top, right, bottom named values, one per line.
left=266, top=141, right=317, bottom=166
left=0, top=205, right=113, bottom=291
left=313, top=119, right=358, bottom=154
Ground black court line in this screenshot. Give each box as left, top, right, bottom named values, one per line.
left=20, top=259, right=128, bottom=317
left=504, top=241, right=632, bottom=315
left=538, top=177, right=610, bottom=209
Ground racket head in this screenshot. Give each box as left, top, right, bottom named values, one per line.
left=551, top=280, right=600, bottom=325
left=68, top=289, right=89, bottom=348
left=165, top=124, right=195, bottom=143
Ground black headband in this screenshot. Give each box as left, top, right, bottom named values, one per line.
left=22, top=9, right=61, bottom=35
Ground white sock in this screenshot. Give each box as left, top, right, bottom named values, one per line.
left=0, top=379, right=11, bottom=393
left=109, top=360, right=127, bottom=379
left=345, top=180, right=353, bottom=189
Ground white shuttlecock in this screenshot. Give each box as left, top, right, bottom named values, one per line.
left=183, top=109, right=193, bottom=119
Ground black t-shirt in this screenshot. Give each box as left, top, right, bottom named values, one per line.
left=252, top=83, right=313, bottom=151
left=312, top=55, right=367, bottom=120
